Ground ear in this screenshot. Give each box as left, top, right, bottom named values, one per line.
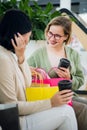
left=64, top=34, right=68, bottom=41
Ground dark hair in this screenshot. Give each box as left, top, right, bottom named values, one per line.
left=0, top=9, right=32, bottom=52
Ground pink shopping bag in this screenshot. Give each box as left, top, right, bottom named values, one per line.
left=32, top=68, right=66, bottom=86
left=31, top=68, right=72, bottom=106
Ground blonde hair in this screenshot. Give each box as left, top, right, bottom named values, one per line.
left=45, top=16, right=72, bottom=44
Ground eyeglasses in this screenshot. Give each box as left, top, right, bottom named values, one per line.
left=47, top=31, right=65, bottom=40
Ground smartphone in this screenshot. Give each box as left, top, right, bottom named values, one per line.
left=13, top=33, right=19, bottom=45
left=58, top=58, right=70, bottom=69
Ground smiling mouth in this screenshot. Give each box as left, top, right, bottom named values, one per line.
left=50, top=41, right=58, bottom=45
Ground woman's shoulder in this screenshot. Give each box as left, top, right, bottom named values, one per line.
left=31, top=45, right=47, bottom=56
left=66, top=46, right=79, bottom=55
left=0, top=47, right=12, bottom=65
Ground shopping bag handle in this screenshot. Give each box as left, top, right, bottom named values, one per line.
left=32, top=67, right=57, bottom=79
left=32, top=70, right=43, bottom=84
left=35, top=68, right=50, bottom=79
left=48, top=67, right=58, bottom=76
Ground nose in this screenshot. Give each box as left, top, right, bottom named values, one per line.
left=50, top=35, right=56, bottom=40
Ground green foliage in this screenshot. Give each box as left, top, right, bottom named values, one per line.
left=0, top=0, right=61, bottom=40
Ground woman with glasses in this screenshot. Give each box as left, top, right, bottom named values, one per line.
left=28, top=16, right=87, bottom=130
left=28, top=16, right=84, bottom=88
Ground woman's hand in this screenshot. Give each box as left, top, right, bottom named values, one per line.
left=11, top=33, right=26, bottom=64
left=56, top=67, right=71, bottom=79
left=51, top=90, right=73, bottom=107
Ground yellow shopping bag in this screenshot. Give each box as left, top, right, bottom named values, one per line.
left=25, top=70, right=59, bottom=101
left=26, top=87, right=58, bottom=101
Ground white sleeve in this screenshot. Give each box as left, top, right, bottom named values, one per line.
left=18, top=60, right=32, bottom=87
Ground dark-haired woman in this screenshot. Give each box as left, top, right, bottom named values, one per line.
left=0, top=9, right=77, bottom=130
